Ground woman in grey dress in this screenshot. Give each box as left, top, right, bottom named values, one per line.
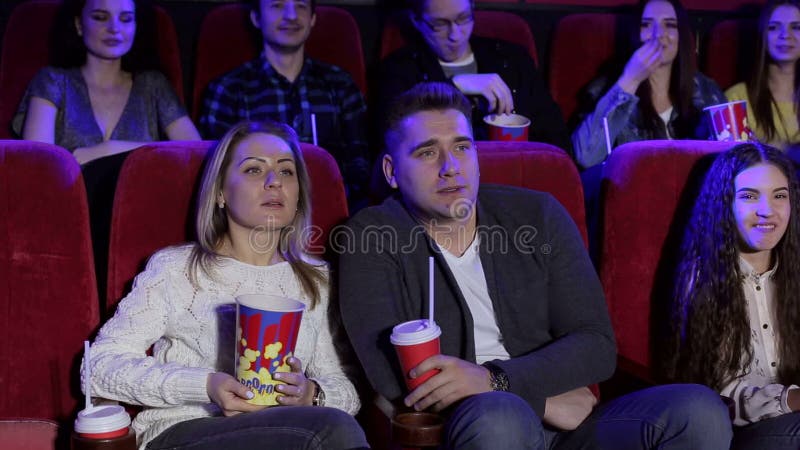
left=14, top=0, right=200, bottom=163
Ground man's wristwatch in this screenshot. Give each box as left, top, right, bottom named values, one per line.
left=311, top=380, right=326, bottom=407
left=482, top=362, right=510, bottom=392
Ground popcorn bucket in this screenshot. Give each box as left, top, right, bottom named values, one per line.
left=235, top=294, right=305, bottom=406
left=483, top=113, right=531, bottom=141
left=704, top=101, right=753, bottom=142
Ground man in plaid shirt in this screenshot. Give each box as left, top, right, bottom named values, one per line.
left=200, top=0, right=369, bottom=208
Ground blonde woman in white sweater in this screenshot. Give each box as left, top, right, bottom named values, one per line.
left=84, top=120, right=367, bottom=450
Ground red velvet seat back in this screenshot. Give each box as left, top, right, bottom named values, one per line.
left=703, top=19, right=757, bottom=91
left=379, top=10, right=539, bottom=66
left=600, top=140, right=737, bottom=377
left=549, top=13, right=619, bottom=122
left=192, top=5, right=367, bottom=120
left=476, top=142, right=587, bottom=244
left=0, top=141, right=99, bottom=421
left=107, top=141, right=348, bottom=311
left=0, top=1, right=183, bottom=139
left=0, top=419, right=59, bottom=450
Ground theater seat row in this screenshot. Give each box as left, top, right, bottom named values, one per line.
left=0, top=138, right=582, bottom=448
left=0, top=0, right=767, bottom=139
left=0, top=137, right=740, bottom=449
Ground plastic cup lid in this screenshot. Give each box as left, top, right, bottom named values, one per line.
left=390, top=319, right=442, bottom=345
left=74, top=405, right=131, bottom=434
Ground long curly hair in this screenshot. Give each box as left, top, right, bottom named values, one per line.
left=747, top=0, right=800, bottom=143
left=632, top=0, right=699, bottom=139
left=666, top=142, right=800, bottom=390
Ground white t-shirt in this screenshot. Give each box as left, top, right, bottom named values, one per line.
left=439, top=236, right=510, bottom=364
left=659, top=106, right=674, bottom=139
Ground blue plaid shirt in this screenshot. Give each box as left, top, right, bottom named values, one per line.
left=200, top=56, right=369, bottom=200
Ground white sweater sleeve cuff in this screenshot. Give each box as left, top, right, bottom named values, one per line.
left=164, top=368, right=214, bottom=404
left=780, top=385, right=799, bottom=414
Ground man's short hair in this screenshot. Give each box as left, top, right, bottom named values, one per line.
left=250, top=0, right=317, bottom=15
left=384, top=82, right=473, bottom=155
left=407, top=0, right=475, bottom=18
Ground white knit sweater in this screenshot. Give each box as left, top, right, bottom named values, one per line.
left=84, top=244, right=361, bottom=449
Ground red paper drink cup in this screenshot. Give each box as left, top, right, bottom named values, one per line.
left=73, top=405, right=131, bottom=439
left=235, top=294, right=305, bottom=406
left=483, top=113, right=531, bottom=141
left=704, top=100, right=752, bottom=142
left=391, top=319, right=442, bottom=390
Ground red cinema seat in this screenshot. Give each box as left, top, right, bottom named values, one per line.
left=0, top=141, right=100, bottom=441
left=0, top=419, right=59, bottom=450
left=0, top=1, right=183, bottom=139
left=703, top=19, right=758, bottom=91
left=379, top=10, right=539, bottom=66
left=600, top=140, right=738, bottom=380
left=106, top=141, right=348, bottom=311
left=476, top=142, right=587, bottom=244
left=192, top=4, right=367, bottom=120
left=549, top=13, right=620, bottom=122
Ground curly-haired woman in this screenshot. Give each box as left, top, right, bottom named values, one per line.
left=667, top=142, right=800, bottom=449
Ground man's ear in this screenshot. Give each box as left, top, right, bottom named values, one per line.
left=383, top=154, right=398, bottom=189
left=310, top=11, right=317, bottom=29
left=250, top=9, right=261, bottom=29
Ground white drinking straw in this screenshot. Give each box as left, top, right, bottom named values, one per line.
left=310, top=113, right=318, bottom=147
left=428, top=256, right=435, bottom=327
left=84, top=340, right=92, bottom=411
left=602, top=116, right=612, bottom=157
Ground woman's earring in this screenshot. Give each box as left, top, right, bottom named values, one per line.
left=218, top=201, right=225, bottom=209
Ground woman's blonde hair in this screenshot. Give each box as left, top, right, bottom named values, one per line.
left=189, top=120, right=324, bottom=308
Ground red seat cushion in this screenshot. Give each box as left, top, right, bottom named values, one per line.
left=703, top=19, right=758, bottom=90
left=0, top=419, right=59, bottom=450
left=600, top=140, right=738, bottom=377
left=0, top=141, right=99, bottom=421
left=549, top=13, right=619, bottom=122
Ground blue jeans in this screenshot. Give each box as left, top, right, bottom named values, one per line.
left=145, top=406, right=369, bottom=450
left=732, top=412, right=800, bottom=450
left=444, top=391, right=545, bottom=450
left=551, top=384, right=732, bottom=450
left=444, top=384, right=732, bottom=450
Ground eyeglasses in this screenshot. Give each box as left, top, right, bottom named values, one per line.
left=419, top=13, right=474, bottom=34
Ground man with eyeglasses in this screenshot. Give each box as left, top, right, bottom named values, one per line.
left=377, top=0, right=571, bottom=152
left=199, top=0, right=369, bottom=211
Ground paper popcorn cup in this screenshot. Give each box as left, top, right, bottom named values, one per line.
left=704, top=100, right=753, bottom=142
left=483, top=113, right=531, bottom=141
left=235, top=294, right=305, bottom=406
